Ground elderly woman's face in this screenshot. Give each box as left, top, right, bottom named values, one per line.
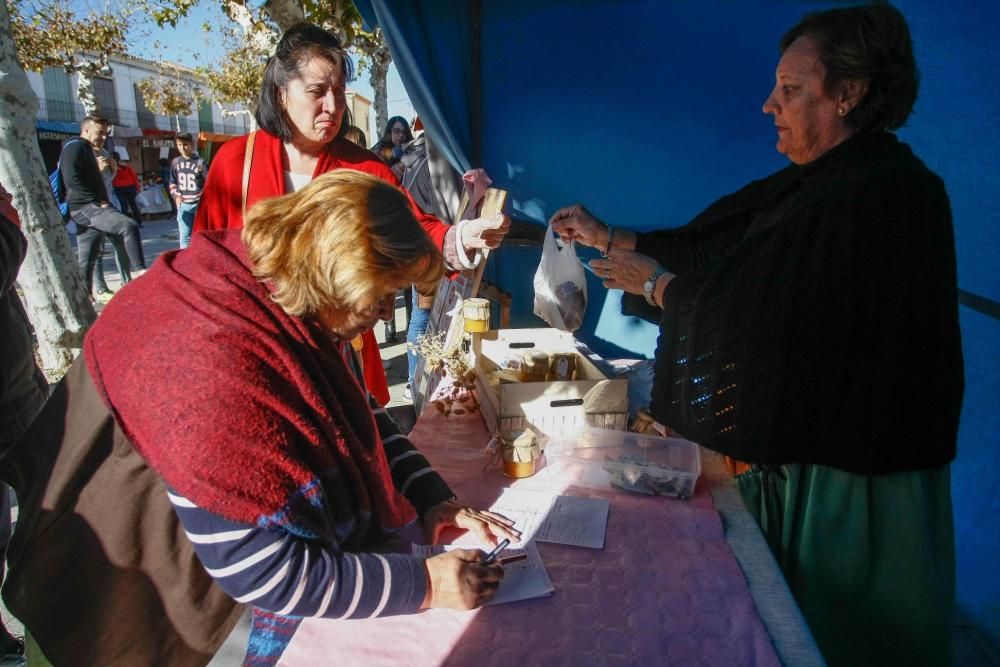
left=762, top=36, right=851, bottom=165
left=316, top=292, right=397, bottom=343
left=281, top=56, right=347, bottom=149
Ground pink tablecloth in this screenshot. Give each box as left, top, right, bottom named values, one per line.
left=280, top=409, right=779, bottom=666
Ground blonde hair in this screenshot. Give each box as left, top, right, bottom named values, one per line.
left=242, top=170, right=444, bottom=317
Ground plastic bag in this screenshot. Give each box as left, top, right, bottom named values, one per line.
left=533, top=224, right=587, bottom=331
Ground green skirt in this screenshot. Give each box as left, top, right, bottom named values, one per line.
left=736, top=464, right=954, bottom=667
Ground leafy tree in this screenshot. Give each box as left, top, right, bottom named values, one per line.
left=136, top=62, right=201, bottom=131
left=147, top=0, right=392, bottom=138
left=10, top=0, right=130, bottom=116
left=197, top=23, right=267, bottom=127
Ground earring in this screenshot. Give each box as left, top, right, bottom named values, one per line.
left=838, top=107, right=846, bottom=116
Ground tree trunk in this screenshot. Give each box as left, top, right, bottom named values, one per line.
left=263, top=0, right=304, bottom=32
left=75, top=64, right=99, bottom=117
left=0, top=0, right=95, bottom=369
left=369, top=43, right=391, bottom=137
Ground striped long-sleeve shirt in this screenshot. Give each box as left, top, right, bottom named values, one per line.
left=168, top=392, right=454, bottom=620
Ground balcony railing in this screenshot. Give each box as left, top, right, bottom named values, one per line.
left=35, top=97, right=249, bottom=135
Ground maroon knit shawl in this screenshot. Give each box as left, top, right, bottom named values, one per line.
left=84, top=230, right=416, bottom=536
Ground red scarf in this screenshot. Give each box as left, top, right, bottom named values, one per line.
left=85, top=231, right=417, bottom=535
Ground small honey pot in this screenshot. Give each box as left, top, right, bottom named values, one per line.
left=500, top=429, right=541, bottom=478
left=462, top=297, right=491, bottom=333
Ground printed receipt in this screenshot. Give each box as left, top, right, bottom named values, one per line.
left=490, top=488, right=609, bottom=549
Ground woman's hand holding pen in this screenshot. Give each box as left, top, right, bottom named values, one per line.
left=423, top=498, right=521, bottom=546
left=421, top=549, right=504, bottom=610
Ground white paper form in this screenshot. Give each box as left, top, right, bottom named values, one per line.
left=490, top=488, right=609, bottom=549
left=412, top=541, right=553, bottom=606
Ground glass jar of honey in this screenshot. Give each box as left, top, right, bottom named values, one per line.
left=462, top=298, right=490, bottom=333
left=547, top=352, right=577, bottom=381
left=501, top=429, right=540, bottom=478
left=518, top=351, right=550, bottom=382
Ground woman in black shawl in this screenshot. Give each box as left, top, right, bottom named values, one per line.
left=552, top=5, right=961, bottom=666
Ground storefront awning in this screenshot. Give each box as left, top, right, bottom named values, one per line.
left=36, top=120, right=80, bottom=137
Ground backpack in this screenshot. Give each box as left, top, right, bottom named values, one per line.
left=49, top=139, right=81, bottom=222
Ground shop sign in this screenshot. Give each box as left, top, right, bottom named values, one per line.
left=38, top=131, right=75, bottom=140
left=141, top=139, right=175, bottom=148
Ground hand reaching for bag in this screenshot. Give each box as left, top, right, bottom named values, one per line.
left=589, top=249, right=661, bottom=296
left=549, top=203, right=607, bottom=249
left=421, top=548, right=505, bottom=610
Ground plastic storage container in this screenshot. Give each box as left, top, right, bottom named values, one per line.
left=541, top=426, right=701, bottom=499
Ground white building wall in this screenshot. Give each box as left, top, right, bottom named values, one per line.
left=29, top=55, right=251, bottom=135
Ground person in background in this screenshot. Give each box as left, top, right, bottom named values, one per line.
left=63, top=116, right=146, bottom=300
left=0, top=181, right=48, bottom=663
left=344, top=124, right=367, bottom=148
left=396, top=125, right=458, bottom=402
left=372, top=116, right=418, bottom=342
left=1, top=170, right=518, bottom=665
left=111, top=152, right=143, bottom=227
left=372, top=115, right=413, bottom=175
left=195, top=23, right=508, bottom=406
left=551, top=5, right=960, bottom=665
left=158, top=157, right=175, bottom=214
left=169, top=132, right=207, bottom=249
left=91, top=150, right=131, bottom=303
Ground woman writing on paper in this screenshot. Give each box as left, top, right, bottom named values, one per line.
left=3, top=171, right=519, bottom=665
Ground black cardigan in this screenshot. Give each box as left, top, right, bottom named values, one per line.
left=623, top=132, right=963, bottom=475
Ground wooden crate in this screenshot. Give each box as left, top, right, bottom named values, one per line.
left=473, top=328, right=628, bottom=437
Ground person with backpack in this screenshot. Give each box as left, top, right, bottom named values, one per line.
left=61, top=115, right=147, bottom=297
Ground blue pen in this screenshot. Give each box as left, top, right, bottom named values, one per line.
left=478, top=538, right=510, bottom=565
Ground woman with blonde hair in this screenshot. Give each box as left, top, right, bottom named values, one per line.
left=2, top=170, right=518, bottom=666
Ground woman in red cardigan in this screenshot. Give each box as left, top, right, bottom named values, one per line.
left=196, top=23, right=508, bottom=403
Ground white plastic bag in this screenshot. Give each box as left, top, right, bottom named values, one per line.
left=533, top=224, right=587, bottom=331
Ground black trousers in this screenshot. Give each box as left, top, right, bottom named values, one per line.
left=114, top=186, right=142, bottom=225
left=72, top=204, right=146, bottom=293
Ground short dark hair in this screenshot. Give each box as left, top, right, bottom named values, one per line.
left=175, top=133, right=193, bottom=142
left=82, top=115, right=109, bottom=128
left=255, top=23, right=354, bottom=143
left=781, top=4, right=918, bottom=133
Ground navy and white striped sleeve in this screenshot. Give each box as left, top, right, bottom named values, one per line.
left=167, top=488, right=428, bottom=618
left=367, top=393, right=454, bottom=516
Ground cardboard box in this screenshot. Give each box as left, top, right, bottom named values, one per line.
left=473, top=328, right=628, bottom=437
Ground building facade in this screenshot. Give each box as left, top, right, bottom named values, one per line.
left=28, top=54, right=253, bottom=182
